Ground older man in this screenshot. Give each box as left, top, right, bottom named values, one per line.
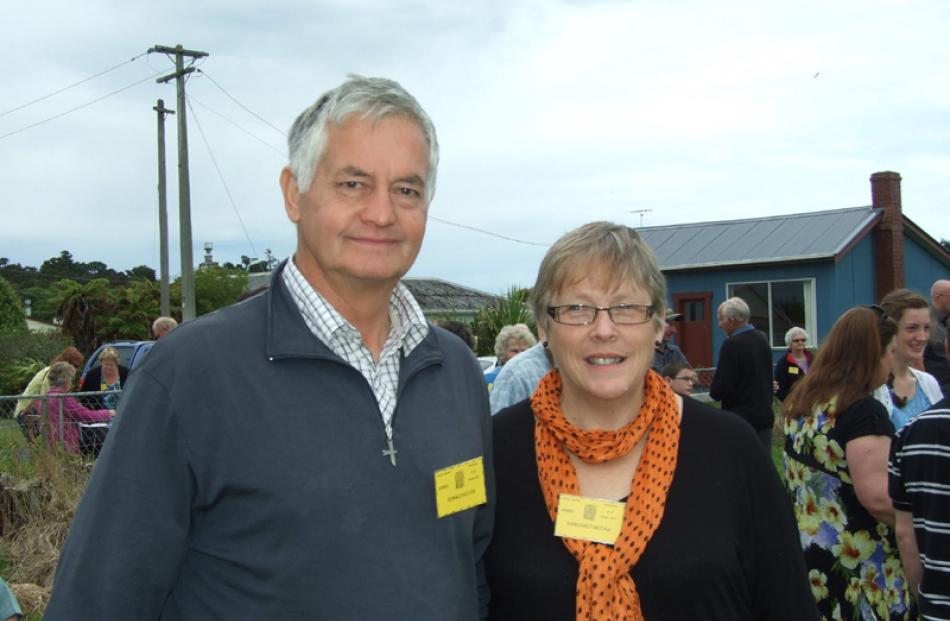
left=151, top=315, right=178, bottom=339
left=925, top=279, right=950, bottom=393
left=710, top=297, right=775, bottom=449
left=652, top=308, right=688, bottom=372
left=45, top=77, right=493, bottom=620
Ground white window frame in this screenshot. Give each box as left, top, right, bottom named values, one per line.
left=724, top=278, right=817, bottom=350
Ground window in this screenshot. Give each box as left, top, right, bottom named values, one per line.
left=726, top=279, right=815, bottom=348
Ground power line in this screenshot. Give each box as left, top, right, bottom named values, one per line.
left=188, top=94, right=284, bottom=157
left=0, top=51, right=152, bottom=118
left=196, top=69, right=287, bottom=138
left=427, top=215, right=550, bottom=246
left=186, top=97, right=259, bottom=260
left=0, top=71, right=163, bottom=141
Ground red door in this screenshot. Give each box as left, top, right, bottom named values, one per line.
left=673, top=292, right=712, bottom=368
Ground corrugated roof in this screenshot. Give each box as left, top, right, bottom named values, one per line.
left=401, top=278, right=499, bottom=313
left=639, top=206, right=882, bottom=270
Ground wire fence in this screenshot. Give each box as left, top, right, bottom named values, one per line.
left=0, top=390, right=120, bottom=458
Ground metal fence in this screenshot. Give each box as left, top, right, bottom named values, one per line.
left=0, top=390, right=120, bottom=457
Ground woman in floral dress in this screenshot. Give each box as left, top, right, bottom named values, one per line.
left=784, top=306, right=916, bottom=620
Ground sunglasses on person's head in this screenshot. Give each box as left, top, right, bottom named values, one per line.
left=864, top=304, right=890, bottom=324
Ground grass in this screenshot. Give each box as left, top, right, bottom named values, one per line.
left=1, top=418, right=91, bottom=618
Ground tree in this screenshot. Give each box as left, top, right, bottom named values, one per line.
left=17, top=285, right=57, bottom=322
left=0, top=274, right=27, bottom=335
left=50, top=278, right=114, bottom=354
left=472, top=286, right=536, bottom=356
left=99, top=279, right=163, bottom=341
left=125, top=265, right=157, bottom=281
left=192, top=267, right=248, bottom=317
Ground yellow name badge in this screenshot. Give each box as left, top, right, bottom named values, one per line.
left=434, top=456, right=488, bottom=518
left=554, top=494, right=626, bottom=545
left=788, top=366, right=800, bottom=375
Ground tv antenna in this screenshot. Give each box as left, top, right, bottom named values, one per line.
left=627, top=209, right=653, bottom=228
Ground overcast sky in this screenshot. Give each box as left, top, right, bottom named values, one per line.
left=2, top=0, right=947, bottom=294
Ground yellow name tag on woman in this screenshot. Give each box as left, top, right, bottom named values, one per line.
left=554, top=494, right=625, bottom=544
left=788, top=366, right=800, bottom=375
left=434, top=456, right=487, bottom=518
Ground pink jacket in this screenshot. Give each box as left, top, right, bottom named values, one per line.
left=43, top=388, right=112, bottom=453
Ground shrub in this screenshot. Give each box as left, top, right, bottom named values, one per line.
left=0, top=275, right=26, bottom=335
left=0, top=332, right=73, bottom=397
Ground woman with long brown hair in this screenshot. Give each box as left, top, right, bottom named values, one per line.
left=784, top=306, right=915, bottom=619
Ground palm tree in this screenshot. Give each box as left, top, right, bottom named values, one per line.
left=472, top=286, right=536, bottom=356
left=51, top=278, right=113, bottom=354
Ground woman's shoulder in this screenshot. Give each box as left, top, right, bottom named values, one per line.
left=911, top=367, right=943, bottom=399
left=492, top=399, right=534, bottom=441
left=835, top=395, right=893, bottom=439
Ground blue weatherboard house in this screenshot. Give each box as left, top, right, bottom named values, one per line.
left=638, top=171, right=950, bottom=368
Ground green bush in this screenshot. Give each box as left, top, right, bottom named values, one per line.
left=0, top=275, right=26, bottom=335
left=0, top=332, right=73, bottom=396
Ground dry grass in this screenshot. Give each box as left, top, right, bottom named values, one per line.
left=1, top=421, right=90, bottom=617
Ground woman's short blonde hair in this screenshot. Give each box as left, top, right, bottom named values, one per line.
left=99, top=346, right=120, bottom=364
left=530, top=221, right=667, bottom=331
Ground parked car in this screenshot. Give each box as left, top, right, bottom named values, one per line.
left=79, top=340, right=155, bottom=388
left=478, top=356, right=497, bottom=373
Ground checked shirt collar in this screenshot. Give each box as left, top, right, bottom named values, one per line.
left=282, top=259, right=429, bottom=426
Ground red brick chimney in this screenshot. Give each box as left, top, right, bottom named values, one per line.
left=870, top=171, right=904, bottom=301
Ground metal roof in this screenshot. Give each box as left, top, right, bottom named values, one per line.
left=638, top=206, right=882, bottom=271
left=400, top=278, right=499, bottom=313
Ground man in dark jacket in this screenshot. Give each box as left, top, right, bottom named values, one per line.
left=710, top=296, right=775, bottom=449
left=45, top=76, right=494, bottom=621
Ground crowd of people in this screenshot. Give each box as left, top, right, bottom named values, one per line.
left=10, top=316, right=177, bottom=455
left=12, top=75, right=946, bottom=619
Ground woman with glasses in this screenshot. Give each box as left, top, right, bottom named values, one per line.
left=872, top=289, right=943, bottom=431
left=784, top=306, right=916, bottom=619
left=774, top=327, right=813, bottom=402
left=660, top=360, right=697, bottom=397
left=485, top=222, right=816, bottom=620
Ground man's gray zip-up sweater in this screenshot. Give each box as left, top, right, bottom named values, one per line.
left=45, top=264, right=495, bottom=620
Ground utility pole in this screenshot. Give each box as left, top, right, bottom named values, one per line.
left=149, top=44, right=209, bottom=322
left=153, top=98, right=174, bottom=317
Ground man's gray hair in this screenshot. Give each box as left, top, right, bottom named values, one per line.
left=47, top=361, right=77, bottom=389
left=152, top=316, right=178, bottom=335
left=530, top=221, right=668, bottom=332
left=287, top=75, right=439, bottom=202
left=784, top=326, right=809, bottom=348
left=719, top=297, right=750, bottom=323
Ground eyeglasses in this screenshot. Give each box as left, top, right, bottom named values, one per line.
left=547, top=303, right=654, bottom=326
left=791, top=338, right=807, bottom=344
left=673, top=375, right=698, bottom=383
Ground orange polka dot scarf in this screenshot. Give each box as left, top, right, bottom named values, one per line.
left=531, top=368, right=681, bottom=621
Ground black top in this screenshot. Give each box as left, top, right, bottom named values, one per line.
left=710, top=327, right=774, bottom=430
left=486, top=397, right=818, bottom=621
left=774, top=351, right=811, bottom=402
left=78, top=364, right=130, bottom=409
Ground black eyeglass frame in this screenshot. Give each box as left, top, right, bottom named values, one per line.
left=673, top=375, right=698, bottom=383
left=546, top=304, right=655, bottom=326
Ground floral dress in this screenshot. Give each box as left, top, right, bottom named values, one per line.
left=784, top=395, right=915, bottom=621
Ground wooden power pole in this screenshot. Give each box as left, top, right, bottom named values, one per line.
left=149, top=44, right=208, bottom=322
left=153, top=98, right=174, bottom=317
